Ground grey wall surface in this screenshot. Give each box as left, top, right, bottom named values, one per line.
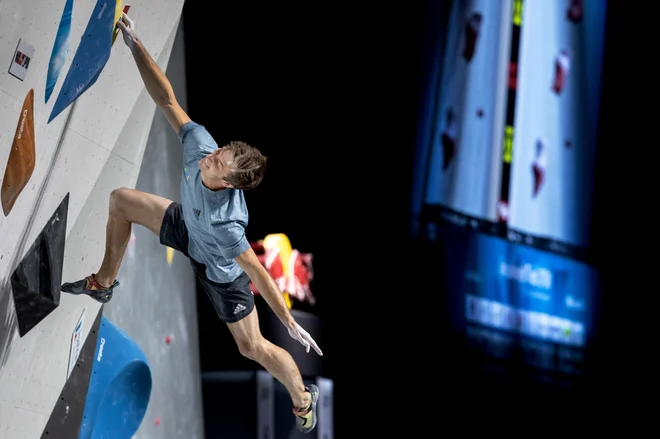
left=103, top=18, right=205, bottom=439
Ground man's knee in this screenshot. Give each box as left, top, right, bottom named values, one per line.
left=235, top=335, right=266, bottom=361
left=109, top=187, right=132, bottom=215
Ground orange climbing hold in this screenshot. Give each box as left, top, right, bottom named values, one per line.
left=2, top=89, right=35, bottom=216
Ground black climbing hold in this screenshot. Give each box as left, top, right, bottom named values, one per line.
left=11, top=193, right=69, bottom=337
left=40, top=309, right=103, bottom=439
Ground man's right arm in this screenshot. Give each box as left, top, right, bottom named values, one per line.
left=119, top=14, right=191, bottom=133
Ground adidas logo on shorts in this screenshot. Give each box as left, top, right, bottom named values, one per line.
left=233, top=304, right=246, bottom=315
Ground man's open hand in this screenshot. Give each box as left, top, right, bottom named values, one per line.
left=117, top=13, right=138, bottom=49
left=288, top=322, right=323, bottom=356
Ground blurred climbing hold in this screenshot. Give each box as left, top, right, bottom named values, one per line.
left=462, top=12, right=482, bottom=62
left=567, top=0, right=584, bottom=23
left=531, top=137, right=548, bottom=198
left=552, top=49, right=571, bottom=95
left=440, top=108, right=458, bottom=170
left=46, top=0, right=74, bottom=103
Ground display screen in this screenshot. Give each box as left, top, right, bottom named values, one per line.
left=410, top=0, right=608, bottom=388
left=459, top=231, right=595, bottom=348
left=439, top=224, right=598, bottom=384
left=410, top=0, right=608, bottom=262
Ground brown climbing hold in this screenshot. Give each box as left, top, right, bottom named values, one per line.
left=2, top=89, right=35, bottom=216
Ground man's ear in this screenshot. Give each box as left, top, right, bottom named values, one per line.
left=221, top=180, right=234, bottom=189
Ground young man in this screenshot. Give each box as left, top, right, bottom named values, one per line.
left=61, top=13, right=322, bottom=433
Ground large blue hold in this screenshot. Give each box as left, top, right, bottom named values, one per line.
left=45, top=0, right=74, bottom=103
left=48, top=0, right=116, bottom=123
left=78, top=315, right=152, bottom=439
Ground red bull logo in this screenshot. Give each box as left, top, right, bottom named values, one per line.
left=249, top=233, right=316, bottom=308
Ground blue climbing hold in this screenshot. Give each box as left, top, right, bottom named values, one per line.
left=78, top=315, right=152, bottom=439
left=45, top=0, right=74, bottom=104
left=48, top=0, right=117, bottom=123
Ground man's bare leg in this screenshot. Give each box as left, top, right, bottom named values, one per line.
left=93, top=198, right=132, bottom=287
left=227, top=308, right=311, bottom=409
left=63, top=187, right=173, bottom=291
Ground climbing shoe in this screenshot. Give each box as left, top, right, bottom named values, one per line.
left=293, top=384, right=319, bottom=434
left=61, top=274, right=118, bottom=304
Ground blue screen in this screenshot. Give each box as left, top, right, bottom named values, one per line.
left=438, top=224, right=598, bottom=382
left=455, top=230, right=596, bottom=347
left=410, top=0, right=608, bottom=262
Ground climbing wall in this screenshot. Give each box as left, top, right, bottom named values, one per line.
left=0, top=0, right=186, bottom=437
left=422, top=0, right=513, bottom=221
left=506, top=0, right=607, bottom=249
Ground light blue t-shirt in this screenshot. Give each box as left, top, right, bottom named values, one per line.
left=177, top=121, right=250, bottom=283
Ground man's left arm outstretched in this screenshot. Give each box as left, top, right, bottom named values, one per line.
left=235, top=248, right=323, bottom=356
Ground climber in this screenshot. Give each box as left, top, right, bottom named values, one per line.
left=61, top=12, right=321, bottom=434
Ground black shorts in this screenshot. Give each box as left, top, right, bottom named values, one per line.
left=159, top=202, right=254, bottom=323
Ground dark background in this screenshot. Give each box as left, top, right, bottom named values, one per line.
left=182, top=0, right=630, bottom=434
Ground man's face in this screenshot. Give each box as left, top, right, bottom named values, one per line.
left=199, top=147, right=236, bottom=187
